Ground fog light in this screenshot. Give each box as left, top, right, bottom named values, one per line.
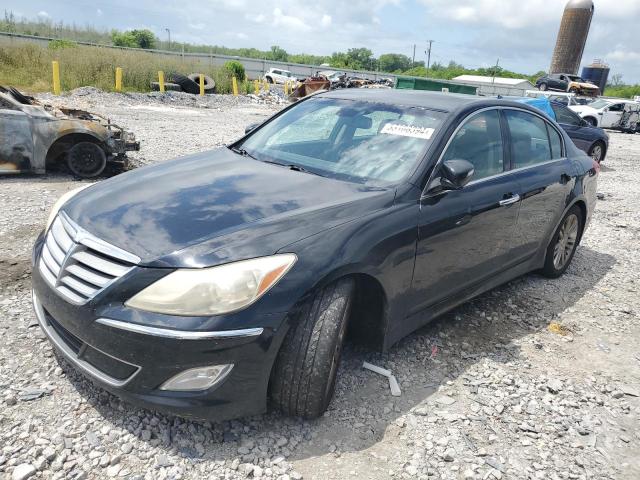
left=159, top=364, right=233, bottom=391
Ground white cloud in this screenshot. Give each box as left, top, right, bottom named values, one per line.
left=272, top=8, right=311, bottom=31
left=97, top=9, right=103, bottom=16
left=236, top=32, right=248, bottom=40
left=37, top=11, right=49, bottom=18
left=188, top=23, right=205, bottom=30
left=320, top=14, right=332, bottom=28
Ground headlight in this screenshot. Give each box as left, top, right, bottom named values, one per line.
left=125, top=254, right=297, bottom=316
left=46, top=184, right=91, bottom=231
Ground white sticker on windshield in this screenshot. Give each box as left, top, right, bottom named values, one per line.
left=380, top=123, right=435, bottom=139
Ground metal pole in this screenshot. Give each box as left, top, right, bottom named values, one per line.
left=492, top=58, right=500, bottom=84
left=165, top=28, right=171, bottom=50
left=412, top=44, right=416, bottom=67
left=426, top=40, right=434, bottom=71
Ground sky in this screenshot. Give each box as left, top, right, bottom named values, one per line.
left=4, top=0, right=640, bottom=83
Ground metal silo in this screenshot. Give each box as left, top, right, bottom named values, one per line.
left=549, top=0, right=594, bottom=75
left=582, top=59, right=609, bottom=92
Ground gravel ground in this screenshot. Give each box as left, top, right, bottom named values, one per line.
left=1, top=91, right=639, bottom=480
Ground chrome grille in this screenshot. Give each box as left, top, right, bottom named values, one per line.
left=39, top=212, right=140, bottom=304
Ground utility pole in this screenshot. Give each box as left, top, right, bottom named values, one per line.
left=165, top=28, right=171, bottom=50
left=412, top=44, right=416, bottom=67
left=492, top=58, right=500, bottom=84
left=426, top=40, right=434, bottom=71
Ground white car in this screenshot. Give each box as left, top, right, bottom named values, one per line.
left=263, top=68, right=296, bottom=84
left=570, top=99, right=639, bottom=128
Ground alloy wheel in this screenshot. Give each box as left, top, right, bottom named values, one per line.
left=591, top=144, right=603, bottom=162
left=553, top=214, right=579, bottom=270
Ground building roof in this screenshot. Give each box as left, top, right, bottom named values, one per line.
left=453, top=75, right=534, bottom=87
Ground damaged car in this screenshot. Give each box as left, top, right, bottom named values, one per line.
left=0, top=86, right=139, bottom=178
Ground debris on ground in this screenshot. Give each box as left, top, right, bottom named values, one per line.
left=363, top=362, right=402, bottom=397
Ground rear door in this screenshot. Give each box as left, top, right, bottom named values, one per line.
left=411, top=108, right=521, bottom=314
left=504, top=108, right=576, bottom=262
left=601, top=103, right=625, bottom=127
left=0, top=97, right=34, bottom=173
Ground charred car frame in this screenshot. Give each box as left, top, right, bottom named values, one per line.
left=0, top=86, right=139, bottom=178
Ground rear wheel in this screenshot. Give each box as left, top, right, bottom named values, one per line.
left=66, top=142, right=106, bottom=178
left=270, top=278, right=354, bottom=418
left=588, top=141, right=606, bottom=163
left=541, top=206, right=583, bottom=278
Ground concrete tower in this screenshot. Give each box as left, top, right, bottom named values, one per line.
left=549, top=0, right=594, bottom=75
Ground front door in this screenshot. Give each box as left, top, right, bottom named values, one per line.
left=410, top=109, right=521, bottom=315
left=0, top=101, right=33, bottom=173
left=601, top=103, right=625, bottom=128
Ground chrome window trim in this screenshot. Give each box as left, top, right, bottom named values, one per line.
left=95, top=318, right=264, bottom=340
left=421, top=105, right=568, bottom=198
left=32, top=291, right=141, bottom=388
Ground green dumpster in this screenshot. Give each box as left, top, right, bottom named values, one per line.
left=395, top=77, right=477, bottom=95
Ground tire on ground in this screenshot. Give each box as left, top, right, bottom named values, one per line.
left=150, top=81, right=182, bottom=92
left=66, top=141, right=107, bottom=178
left=167, top=73, right=200, bottom=94
left=270, top=278, right=355, bottom=419
left=187, top=73, right=216, bottom=93
left=541, top=205, right=583, bottom=278
left=588, top=141, right=606, bottom=163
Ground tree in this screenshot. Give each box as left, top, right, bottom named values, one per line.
left=111, top=29, right=157, bottom=49
left=268, top=45, right=288, bottom=62
left=609, top=73, right=624, bottom=87
left=378, top=53, right=412, bottom=73
left=346, top=48, right=374, bottom=70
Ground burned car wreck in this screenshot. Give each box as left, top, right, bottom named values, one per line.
left=0, top=86, right=139, bottom=178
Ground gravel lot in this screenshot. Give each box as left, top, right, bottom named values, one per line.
left=1, top=91, right=639, bottom=480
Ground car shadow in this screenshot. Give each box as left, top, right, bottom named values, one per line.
left=56, top=244, right=615, bottom=466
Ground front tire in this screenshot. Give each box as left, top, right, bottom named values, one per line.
left=584, top=116, right=597, bottom=127
left=541, top=206, right=583, bottom=278
left=539, top=83, right=547, bottom=91
left=66, top=142, right=106, bottom=178
left=270, top=278, right=354, bottom=418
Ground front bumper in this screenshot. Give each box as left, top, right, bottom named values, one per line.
left=31, top=243, right=286, bottom=421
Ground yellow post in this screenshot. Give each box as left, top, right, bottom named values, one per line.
left=284, top=81, right=288, bottom=96
left=158, top=71, right=165, bottom=93
left=52, top=61, right=61, bottom=95
left=254, top=79, right=260, bottom=95
left=232, top=76, right=239, bottom=96
left=115, top=67, right=123, bottom=92
left=199, top=74, right=205, bottom=96
left=264, top=79, right=270, bottom=92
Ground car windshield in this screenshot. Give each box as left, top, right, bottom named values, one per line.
left=237, top=97, right=444, bottom=185
left=568, top=75, right=583, bottom=82
left=589, top=99, right=612, bottom=109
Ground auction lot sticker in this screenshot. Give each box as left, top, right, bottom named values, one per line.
left=380, top=123, right=435, bottom=139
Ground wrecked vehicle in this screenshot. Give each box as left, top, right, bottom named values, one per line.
left=0, top=86, right=139, bottom=177
left=290, top=76, right=331, bottom=98
left=535, top=74, right=600, bottom=96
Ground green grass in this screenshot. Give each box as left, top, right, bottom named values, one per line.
left=604, top=84, right=640, bottom=99
left=0, top=42, right=237, bottom=94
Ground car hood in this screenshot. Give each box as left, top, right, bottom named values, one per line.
left=63, top=148, right=391, bottom=267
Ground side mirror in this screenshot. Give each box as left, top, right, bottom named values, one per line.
left=440, top=159, right=475, bottom=190
left=245, top=123, right=260, bottom=134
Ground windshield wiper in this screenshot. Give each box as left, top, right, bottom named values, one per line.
left=230, top=146, right=257, bottom=160
left=261, top=160, right=323, bottom=177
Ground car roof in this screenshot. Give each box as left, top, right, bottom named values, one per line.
left=317, top=89, right=492, bottom=112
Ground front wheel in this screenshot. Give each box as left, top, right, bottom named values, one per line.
left=541, top=206, right=583, bottom=278
left=66, top=142, right=106, bottom=178
left=539, top=83, right=547, bottom=91
left=270, top=278, right=354, bottom=418
left=584, top=116, right=597, bottom=127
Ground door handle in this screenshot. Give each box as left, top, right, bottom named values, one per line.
left=499, top=194, right=520, bottom=206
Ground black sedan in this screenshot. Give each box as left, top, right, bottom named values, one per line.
left=31, top=90, right=598, bottom=421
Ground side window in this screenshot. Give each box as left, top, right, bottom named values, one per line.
left=442, top=110, right=504, bottom=181
left=608, top=103, right=624, bottom=112
left=552, top=104, right=581, bottom=126
left=505, top=110, right=552, bottom=168
left=547, top=125, right=563, bottom=159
